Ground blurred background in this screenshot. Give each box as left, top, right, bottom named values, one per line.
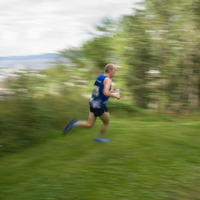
left=1, top=0, right=200, bottom=153
left=1, top=1, right=200, bottom=199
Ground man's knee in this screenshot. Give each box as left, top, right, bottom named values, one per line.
left=87, top=122, right=94, bottom=128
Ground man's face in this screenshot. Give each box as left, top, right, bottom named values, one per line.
left=110, top=68, right=116, bottom=78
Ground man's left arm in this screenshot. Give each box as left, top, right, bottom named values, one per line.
left=103, top=78, right=120, bottom=99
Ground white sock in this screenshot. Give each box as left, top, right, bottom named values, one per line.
left=73, top=120, right=82, bottom=127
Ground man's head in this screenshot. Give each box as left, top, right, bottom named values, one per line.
left=104, top=64, right=116, bottom=78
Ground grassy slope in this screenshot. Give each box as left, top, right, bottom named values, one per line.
left=0, top=118, right=200, bottom=200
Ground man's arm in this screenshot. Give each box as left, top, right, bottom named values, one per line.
left=103, top=77, right=120, bottom=99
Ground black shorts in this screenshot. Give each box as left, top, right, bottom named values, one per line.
left=90, top=106, right=108, bottom=117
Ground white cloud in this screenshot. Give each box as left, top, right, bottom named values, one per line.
left=0, top=0, right=141, bottom=56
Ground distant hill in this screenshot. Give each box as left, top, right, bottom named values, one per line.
left=0, top=53, right=59, bottom=61
left=0, top=53, right=69, bottom=69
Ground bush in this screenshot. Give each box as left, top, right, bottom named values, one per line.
left=0, top=93, right=89, bottom=156
left=108, top=100, right=147, bottom=117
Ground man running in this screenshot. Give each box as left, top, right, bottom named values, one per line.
left=63, top=63, right=120, bottom=142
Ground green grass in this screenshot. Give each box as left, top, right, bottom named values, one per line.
left=1, top=118, right=200, bottom=200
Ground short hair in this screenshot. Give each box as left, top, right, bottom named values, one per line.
left=104, top=64, right=115, bottom=73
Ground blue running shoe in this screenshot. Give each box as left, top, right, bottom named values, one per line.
left=94, top=138, right=112, bottom=142
left=63, top=118, right=77, bottom=135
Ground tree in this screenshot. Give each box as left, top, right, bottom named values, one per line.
left=119, top=0, right=200, bottom=110
left=82, top=18, right=117, bottom=70
left=119, top=13, right=154, bottom=108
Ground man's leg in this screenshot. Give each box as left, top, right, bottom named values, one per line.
left=63, top=112, right=96, bottom=135
left=78, top=112, right=96, bottom=128
left=99, top=112, right=110, bottom=137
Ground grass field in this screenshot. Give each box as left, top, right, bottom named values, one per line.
left=1, top=118, right=200, bottom=200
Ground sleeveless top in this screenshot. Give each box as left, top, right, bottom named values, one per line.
left=89, top=75, right=111, bottom=109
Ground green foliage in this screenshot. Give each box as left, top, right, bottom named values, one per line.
left=0, top=92, right=89, bottom=155
left=82, top=36, right=114, bottom=69
left=61, top=18, right=117, bottom=72
left=116, top=0, right=200, bottom=110
left=108, top=100, right=147, bottom=117
left=0, top=98, right=51, bottom=154
left=119, top=14, right=154, bottom=108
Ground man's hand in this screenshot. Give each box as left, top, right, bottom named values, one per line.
left=115, top=94, right=120, bottom=100
left=111, top=89, right=120, bottom=99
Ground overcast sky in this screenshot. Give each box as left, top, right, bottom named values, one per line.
left=0, top=0, right=141, bottom=57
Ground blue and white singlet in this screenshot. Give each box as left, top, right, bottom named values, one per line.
left=89, top=75, right=111, bottom=109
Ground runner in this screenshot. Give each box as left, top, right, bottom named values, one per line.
left=63, top=63, right=120, bottom=142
